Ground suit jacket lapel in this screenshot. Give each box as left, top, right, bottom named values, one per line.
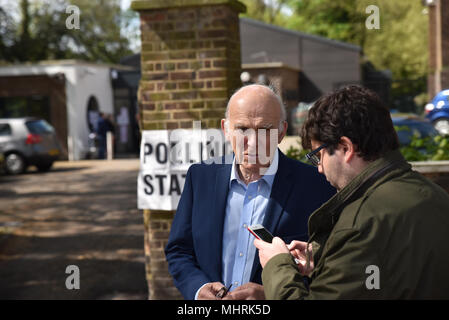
left=210, top=160, right=232, bottom=281
left=263, top=152, right=294, bottom=233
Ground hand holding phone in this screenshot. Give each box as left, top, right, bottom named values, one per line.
left=247, top=224, right=274, bottom=243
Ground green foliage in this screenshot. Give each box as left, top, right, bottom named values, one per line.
left=0, top=0, right=135, bottom=64
left=286, top=0, right=367, bottom=47
left=285, top=130, right=449, bottom=163
left=400, top=134, right=449, bottom=161
left=240, top=0, right=291, bottom=26
left=285, top=144, right=309, bottom=163
left=286, top=0, right=428, bottom=81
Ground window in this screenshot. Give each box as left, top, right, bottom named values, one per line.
left=25, top=120, right=54, bottom=134
left=0, top=124, right=12, bottom=136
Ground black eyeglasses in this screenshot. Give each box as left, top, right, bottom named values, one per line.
left=305, top=143, right=327, bottom=167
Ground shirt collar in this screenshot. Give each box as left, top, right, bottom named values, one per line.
left=229, top=149, right=279, bottom=188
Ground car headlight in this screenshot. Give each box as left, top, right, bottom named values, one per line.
left=425, top=103, right=435, bottom=112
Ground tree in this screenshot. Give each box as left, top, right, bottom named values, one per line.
left=0, top=0, right=135, bottom=64
left=286, top=0, right=428, bottom=81
left=240, top=0, right=291, bottom=27
left=286, top=0, right=368, bottom=48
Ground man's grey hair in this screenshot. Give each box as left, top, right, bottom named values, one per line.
left=224, top=84, right=287, bottom=129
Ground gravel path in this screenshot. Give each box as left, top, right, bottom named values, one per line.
left=0, top=159, right=148, bottom=299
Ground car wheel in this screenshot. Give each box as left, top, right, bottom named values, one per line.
left=36, top=162, right=53, bottom=172
left=5, top=153, right=26, bottom=175
left=433, top=118, right=449, bottom=135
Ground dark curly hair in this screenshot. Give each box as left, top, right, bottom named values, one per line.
left=300, top=85, right=399, bottom=161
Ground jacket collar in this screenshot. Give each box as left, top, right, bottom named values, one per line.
left=308, top=150, right=410, bottom=241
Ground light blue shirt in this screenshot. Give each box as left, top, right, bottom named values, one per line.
left=221, top=149, right=279, bottom=291
left=194, top=150, right=279, bottom=299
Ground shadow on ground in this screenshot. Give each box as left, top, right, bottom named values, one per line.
left=0, top=160, right=148, bottom=300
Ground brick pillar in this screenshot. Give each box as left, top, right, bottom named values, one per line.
left=428, top=0, right=449, bottom=98
left=131, top=0, right=245, bottom=300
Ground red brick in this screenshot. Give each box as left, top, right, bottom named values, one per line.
left=142, top=12, right=166, bottom=22
left=213, top=60, right=227, bottom=68
left=170, top=72, right=196, bottom=81
left=164, top=102, right=189, bottom=110
left=178, top=82, right=190, bottom=90
left=144, top=72, right=169, bottom=81
left=176, top=62, right=190, bottom=70
left=192, top=81, right=204, bottom=89
left=199, top=70, right=226, bottom=79
left=142, top=103, right=155, bottom=111
left=166, top=122, right=179, bottom=129
left=180, top=121, right=193, bottom=129
left=173, top=111, right=200, bottom=120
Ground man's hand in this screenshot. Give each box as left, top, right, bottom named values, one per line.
left=197, top=282, right=226, bottom=300
left=287, top=240, right=314, bottom=276
left=254, top=237, right=289, bottom=268
left=222, top=282, right=265, bottom=300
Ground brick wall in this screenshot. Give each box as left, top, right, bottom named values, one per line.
left=132, top=0, right=245, bottom=300
left=136, top=2, right=244, bottom=132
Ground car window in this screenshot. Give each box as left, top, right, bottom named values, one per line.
left=25, top=120, right=54, bottom=134
left=0, top=124, right=12, bottom=136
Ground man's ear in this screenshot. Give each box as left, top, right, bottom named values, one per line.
left=221, top=118, right=230, bottom=141
left=278, top=121, right=288, bottom=143
left=339, top=136, right=356, bottom=163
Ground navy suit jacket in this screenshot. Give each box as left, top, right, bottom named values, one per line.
left=165, top=151, right=336, bottom=299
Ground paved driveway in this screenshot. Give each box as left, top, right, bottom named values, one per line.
left=0, top=159, right=147, bottom=299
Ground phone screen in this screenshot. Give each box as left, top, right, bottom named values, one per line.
left=248, top=225, right=274, bottom=243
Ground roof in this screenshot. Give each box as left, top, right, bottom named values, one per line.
left=242, top=62, right=300, bottom=72
left=0, top=117, right=38, bottom=123
left=240, top=17, right=362, bottom=52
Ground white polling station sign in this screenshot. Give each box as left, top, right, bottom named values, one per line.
left=137, top=125, right=231, bottom=210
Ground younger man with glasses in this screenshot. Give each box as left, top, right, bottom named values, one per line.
left=255, top=85, right=449, bottom=299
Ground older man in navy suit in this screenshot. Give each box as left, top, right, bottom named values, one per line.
left=165, top=84, right=335, bottom=300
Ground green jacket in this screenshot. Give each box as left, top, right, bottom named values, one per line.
left=263, top=150, right=449, bottom=299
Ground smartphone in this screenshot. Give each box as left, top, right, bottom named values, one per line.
left=247, top=224, right=274, bottom=243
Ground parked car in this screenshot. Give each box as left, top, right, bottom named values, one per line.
left=0, top=118, right=61, bottom=174
left=392, top=114, right=439, bottom=147
left=425, top=89, right=449, bottom=135
left=0, top=147, right=4, bottom=171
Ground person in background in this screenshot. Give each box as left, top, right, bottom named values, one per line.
left=96, top=112, right=114, bottom=159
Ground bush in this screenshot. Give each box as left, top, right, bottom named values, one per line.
left=400, top=134, right=449, bottom=161
left=285, top=145, right=309, bottom=163
left=285, top=133, right=449, bottom=163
